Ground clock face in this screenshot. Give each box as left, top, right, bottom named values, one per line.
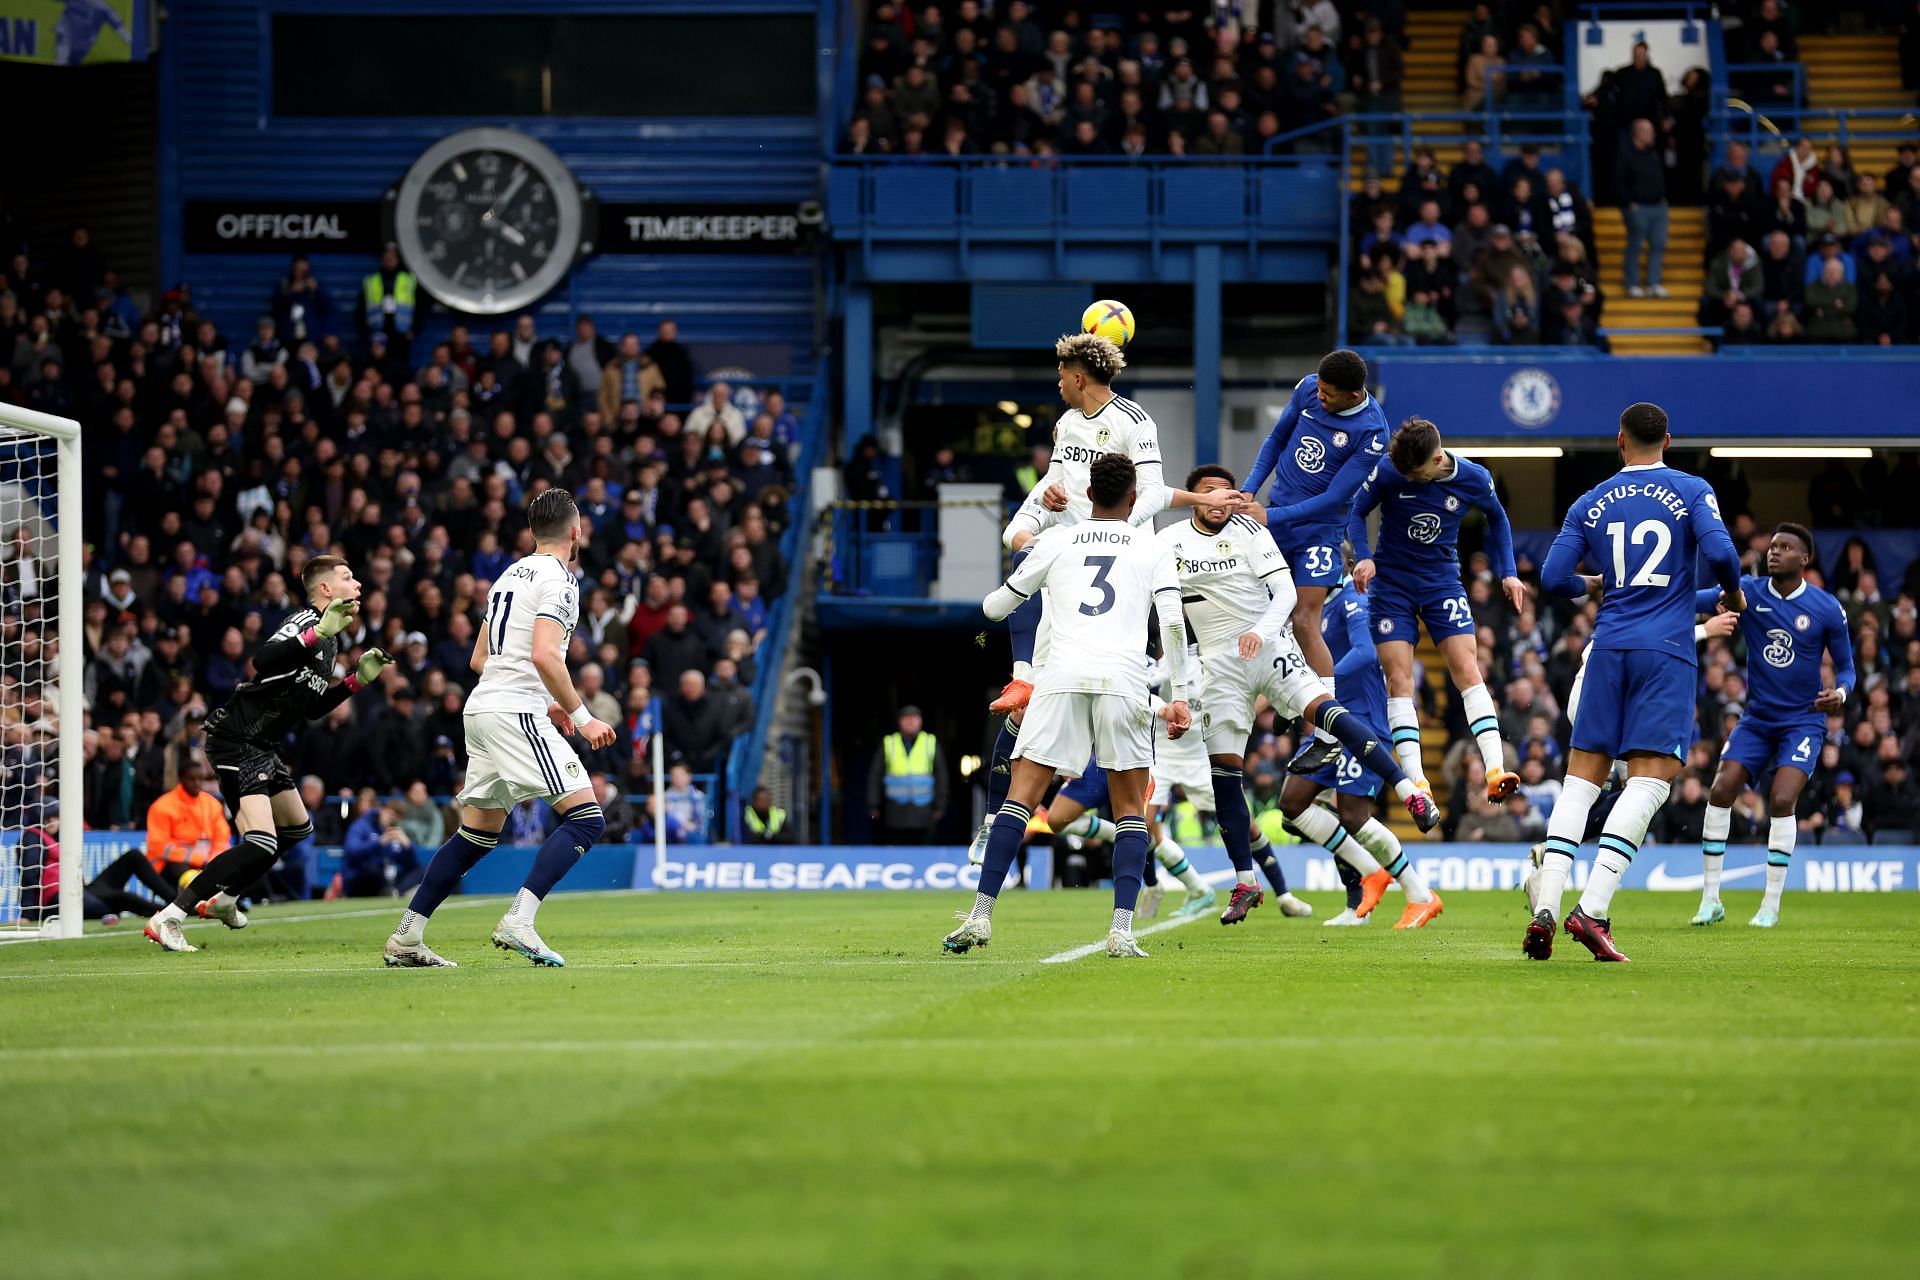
left=394, top=128, right=586, bottom=315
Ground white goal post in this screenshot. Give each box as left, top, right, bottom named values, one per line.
left=0, top=403, right=83, bottom=939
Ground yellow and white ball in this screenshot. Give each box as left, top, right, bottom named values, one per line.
left=1081, top=298, right=1136, bottom=346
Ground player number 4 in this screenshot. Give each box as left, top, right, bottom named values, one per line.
left=1604, top=519, right=1673, bottom=588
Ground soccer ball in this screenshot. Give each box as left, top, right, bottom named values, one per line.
left=1081, top=298, right=1136, bottom=346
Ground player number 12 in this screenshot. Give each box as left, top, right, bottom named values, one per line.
left=1604, top=519, right=1673, bottom=588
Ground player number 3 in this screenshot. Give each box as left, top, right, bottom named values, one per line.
left=1078, top=556, right=1117, bottom=617
left=1604, top=518, right=1673, bottom=588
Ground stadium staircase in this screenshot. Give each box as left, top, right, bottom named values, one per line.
left=1347, top=9, right=1471, bottom=182
left=1790, top=32, right=1914, bottom=182
left=1592, top=205, right=1710, bottom=354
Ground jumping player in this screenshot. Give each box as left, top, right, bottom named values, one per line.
left=1160, top=464, right=1440, bottom=926
left=1284, top=568, right=1443, bottom=928
left=1239, top=350, right=1389, bottom=767
left=1692, top=523, right=1853, bottom=928
left=1531, top=403, right=1743, bottom=962
left=144, top=556, right=391, bottom=952
left=989, top=332, right=1231, bottom=714
left=1338, top=417, right=1525, bottom=802
left=948, top=453, right=1191, bottom=959
left=384, top=489, right=618, bottom=968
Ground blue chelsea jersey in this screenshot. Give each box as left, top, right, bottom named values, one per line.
left=1718, top=575, right=1856, bottom=723
left=1542, top=463, right=1742, bottom=660
left=1243, top=375, right=1388, bottom=526
left=1347, top=453, right=1517, bottom=581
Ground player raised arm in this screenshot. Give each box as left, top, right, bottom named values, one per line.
left=1264, top=439, right=1383, bottom=530
left=1689, top=478, right=1746, bottom=610
left=305, top=646, right=395, bottom=720
left=252, top=596, right=359, bottom=677
left=984, top=531, right=1058, bottom=620
left=1241, top=380, right=1307, bottom=499
left=1540, top=503, right=1594, bottom=599
left=1343, top=459, right=1391, bottom=592
left=1468, top=468, right=1526, bottom=612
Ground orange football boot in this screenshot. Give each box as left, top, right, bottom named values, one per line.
left=1393, top=894, right=1444, bottom=930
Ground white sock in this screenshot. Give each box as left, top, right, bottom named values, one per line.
left=969, top=891, right=997, bottom=922
left=1578, top=775, right=1669, bottom=920
left=395, top=909, right=428, bottom=944
left=1012, top=660, right=1033, bottom=683
left=155, top=902, right=187, bottom=924
left=1702, top=804, right=1731, bottom=903
left=1289, top=802, right=1346, bottom=852
left=1058, top=812, right=1118, bottom=844
left=1237, top=869, right=1258, bottom=886
left=1459, top=683, right=1506, bottom=775
left=507, top=887, right=542, bottom=927
left=1535, top=774, right=1603, bottom=918
left=1762, top=814, right=1795, bottom=914
left=1351, top=816, right=1399, bottom=879
left=1154, top=837, right=1208, bottom=891
left=1112, top=907, right=1133, bottom=933
left=1387, top=696, right=1425, bottom=781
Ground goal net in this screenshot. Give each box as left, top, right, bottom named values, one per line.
left=0, top=404, right=83, bottom=939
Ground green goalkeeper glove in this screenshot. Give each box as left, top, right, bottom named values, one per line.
left=355, top=648, right=393, bottom=684
left=315, top=597, right=359, bottom=638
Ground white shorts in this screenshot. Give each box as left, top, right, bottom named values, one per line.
left=1015, top=689, right=1155, bottom=775
left=1149, top=718, right=1215, bottom=811
left=1197, top=640, right=1328, bottom=756
left=457, top=709, right=588, bottom=809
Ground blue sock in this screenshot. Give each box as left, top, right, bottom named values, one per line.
left=408, top=824, right=501, bottom=917
left=1316, top=702, right=1407, bottom=789
left=1256, top=849, right=1288, bottom=895
left=1335, top=856, right=1364, bottom=909
left=521, top=803, right=606, bottom=900
left=1007, top=549, right=1041, bottom=668
left=1210, top=766, right=1253, bottom=874
left=1112, top=816, right=1150, bottom=911
left=976, top=802, right=1032, bottom=898
left=987, top=717, right=1019, bottom=811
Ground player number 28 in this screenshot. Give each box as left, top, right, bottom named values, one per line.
left=1604, top=519, right=1673, bottom=588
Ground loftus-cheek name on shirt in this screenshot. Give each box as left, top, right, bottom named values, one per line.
left=1580, top=482, right=1689, bottom=529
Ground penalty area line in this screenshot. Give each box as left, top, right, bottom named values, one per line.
left=1039, top=911, right=1205, bottom=964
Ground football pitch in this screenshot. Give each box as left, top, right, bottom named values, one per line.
left=2, top=889, right=1913, bottom=1278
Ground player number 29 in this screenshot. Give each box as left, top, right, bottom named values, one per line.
left=1604, top=519, right=1673, bottom=589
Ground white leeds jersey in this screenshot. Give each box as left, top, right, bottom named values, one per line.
left=1012, top=392, right=1165, bottom=537
left=1007, top=520, right=1180, bottom=698
left=1157, top=513, right=1291, bottom=654
left=465, top=553, right=581, bottom=715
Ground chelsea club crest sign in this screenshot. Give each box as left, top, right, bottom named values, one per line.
left=1500, top=368, right=1561, bottom=429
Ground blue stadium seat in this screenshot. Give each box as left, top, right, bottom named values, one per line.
left=1869, top=828, right=1913, bottom=845
left=1820, top=827, right=1867, bottom=846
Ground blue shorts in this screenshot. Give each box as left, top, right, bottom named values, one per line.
left=1275, top=523, right=1345, bottom=589
left=1369, top=574, right=1475, bottom=644
left=1058, top=761, right=1108, bottom=810
left=1309, top=672, right=1388, bottom=798
left=1720, top=715, right=1823, bottom=781
left=1569, top=649, right=1695, bottom=760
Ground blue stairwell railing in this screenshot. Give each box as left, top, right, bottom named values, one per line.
left=723, top=353, right=830, bottom=842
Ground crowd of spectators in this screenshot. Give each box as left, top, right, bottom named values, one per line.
left=1698, top=137, right=1920, bottom=345
left=4, top=220, right=806, bottom=894
left=1348, top=139, right=1604, bottom=346
left=850, top=2, right=1415, bottom=159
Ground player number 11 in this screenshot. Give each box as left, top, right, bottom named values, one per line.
left=1604, top=519, right=1673, bottom=588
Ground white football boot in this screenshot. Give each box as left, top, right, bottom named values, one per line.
left=384, top=935, right=459, bottom=968
left=491, top=916, right=565, bottom=967
left=143, top=913, right=198, bottom=953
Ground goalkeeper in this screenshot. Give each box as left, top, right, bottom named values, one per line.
left=144, top=556, right=393, bottom=953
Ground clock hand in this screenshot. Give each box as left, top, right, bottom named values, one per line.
left=494, top=166, right=529, bottom=217
left=491, top=221, right=528, bottom=248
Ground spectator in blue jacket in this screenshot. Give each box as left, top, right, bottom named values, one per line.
left=341, top=799, right=422, bottom=897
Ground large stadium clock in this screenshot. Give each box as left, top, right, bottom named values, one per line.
left=389, top=128, right=596, bottom=316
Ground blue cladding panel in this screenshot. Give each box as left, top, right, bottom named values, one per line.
left=169, top=0, right=820, bottom=357
left=1065, top=170, right=1149, bottom=228
left=972, top=283, right=1093, bottom=347
left=1164, top=170, right=1243, bottom=228
left=872, top=169, right=958, bottom=226
left=1258, top=168, right=1339, bottom=235
left=970, top=169, right=1051, bottom=227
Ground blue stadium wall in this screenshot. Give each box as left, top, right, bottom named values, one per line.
left=158, top=0, right=828, bottom=369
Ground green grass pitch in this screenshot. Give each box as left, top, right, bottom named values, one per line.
left=2, top=888, right=1914, bottom=1278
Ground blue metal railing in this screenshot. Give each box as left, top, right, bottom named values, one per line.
left=722, top=353, right=830, bottom=841
left=1720, top=61, right=1808, bottom=114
